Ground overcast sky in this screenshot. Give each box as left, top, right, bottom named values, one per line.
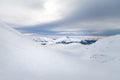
left=0, top=0, right=120, bottom=36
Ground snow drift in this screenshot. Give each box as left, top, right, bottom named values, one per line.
left=0, top=22, right=120, bottom=80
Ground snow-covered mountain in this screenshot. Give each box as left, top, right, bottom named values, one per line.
left=33, top=37, right=55, bottom=45
left=32, top=36, right=97, bottom=45
left=0, top=22, right=120, bottom=80
left=55, top=36, right=81, bottom=44
left=33, top=37, right=54, bottom=42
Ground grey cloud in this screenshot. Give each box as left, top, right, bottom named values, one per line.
left=24, top=0, right=120, bottom=28
left=19, top=0, right=44, bottom=9
left=1, top=0, right=44, bottom=9
left=14, top=0, right=120, bottom=36
left=61, top=0, right=120, bottom=24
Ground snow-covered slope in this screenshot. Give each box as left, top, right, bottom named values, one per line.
left=89, top=35, right=120, bottom=63
left=1, top=22, right=120, bottom=80
left=0, top=22, right=76, bottom=80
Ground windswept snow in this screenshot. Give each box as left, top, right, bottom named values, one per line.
left=0, top=22, right=120, bottom=80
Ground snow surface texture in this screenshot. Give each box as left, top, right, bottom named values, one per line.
left=0, top=22, right=120, bottom=80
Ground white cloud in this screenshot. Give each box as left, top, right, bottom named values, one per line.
left=0, top=0, right=90, bottom=27
left=0, top=0, right=66, bottom=26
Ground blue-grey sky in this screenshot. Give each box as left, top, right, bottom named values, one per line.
left=1, top=0, right=120, bottom=36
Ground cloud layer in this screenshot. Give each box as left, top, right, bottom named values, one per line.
left=1, top=0, right=120, bottom=35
